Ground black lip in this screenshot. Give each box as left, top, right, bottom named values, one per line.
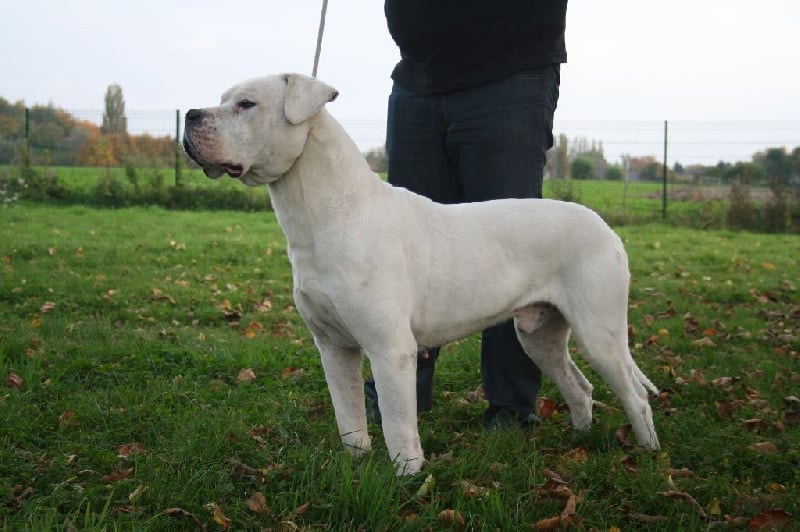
left=225, top=165, right=244, bottom=178
left=182, top=137, right=199, bottom=163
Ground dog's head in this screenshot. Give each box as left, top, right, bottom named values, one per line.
left=183, top=73, right=338, bottom=186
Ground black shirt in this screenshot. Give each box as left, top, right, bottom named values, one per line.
left=385, top=0, right=567, bottom=94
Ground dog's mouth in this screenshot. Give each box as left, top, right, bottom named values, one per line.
left=223, top=164, right=244, bottom=178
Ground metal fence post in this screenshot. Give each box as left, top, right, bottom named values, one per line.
left=22, top=107, right=31, bottom=171
left=662, top=120, right=668, bottom=220
left=174, top=109, right=182, bottom=187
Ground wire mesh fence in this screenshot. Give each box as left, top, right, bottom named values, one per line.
left=1, top=107, right=798, bottom=230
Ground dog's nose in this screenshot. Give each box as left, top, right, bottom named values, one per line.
left=185, top=108, right=204, bottom=123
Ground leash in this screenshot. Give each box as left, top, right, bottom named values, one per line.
left=311, top=0, right=329, bottom=77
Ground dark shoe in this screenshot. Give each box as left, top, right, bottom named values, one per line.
left=483, top=406, right=542, bottom=431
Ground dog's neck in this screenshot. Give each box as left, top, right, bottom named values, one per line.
left=268, top=109, right=377, bottom=250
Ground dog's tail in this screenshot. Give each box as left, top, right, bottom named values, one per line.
left=633, top=362, right=659, bottom=396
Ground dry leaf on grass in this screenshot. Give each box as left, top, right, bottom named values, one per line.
left=748, top=508, right=793, bottom=530
left=748, top=441, right=778, bottom=453
left=458, top=480, right=490, bottom=499
left=535, top=396, right=559, bottom=419
left=163, top=507, right=204, bottom=528
left=205, top=502, right=231, bottom=530
left=438, top=509, right=465, bottom=530
left=292, top=501, right=311, bottom=517
left=246, top=491, right=271, bottom=516
left=236, top=368, right=257, bottom=383
left=6, top=372, right=24, bottom=390
left=117, top=442, right=145, bottom=458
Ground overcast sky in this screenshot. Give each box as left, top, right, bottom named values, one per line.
left=2, top=0, right=798, bottom=164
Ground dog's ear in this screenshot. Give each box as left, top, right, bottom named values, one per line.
left=283, top=73, right=339, bottom=125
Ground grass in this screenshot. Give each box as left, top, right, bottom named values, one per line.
left=1, top=203, right=798, bottom=530
left=3, top=163, right=759, bottom=230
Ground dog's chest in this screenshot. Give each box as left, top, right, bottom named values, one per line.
left=293, top=281, right=358, bottom=348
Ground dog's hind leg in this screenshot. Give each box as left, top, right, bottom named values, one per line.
left=514, top=305, right=594, bottom=431
left=569, top=315, right=660, bottom=450
left=316, top=335, right=372, bottom=457
left=365, top=331, right=424, bottom=475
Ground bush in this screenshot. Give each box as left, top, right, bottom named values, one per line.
left=726, top=181, right=755, bottom=230
left=570, top=157, right=594, bottom=180
left=0, top=166, right=271, bottom=212
left=605, top=164, right=624, bottom=181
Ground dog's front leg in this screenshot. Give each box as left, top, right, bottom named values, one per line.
left=316, top=337, right=372, bottom=457
left=368, top=344, right=424, bottom=475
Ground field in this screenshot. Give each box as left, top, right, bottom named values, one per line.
left=3, top=164, right=750, bottom=228
left=1, top=203, right=798, bottom=530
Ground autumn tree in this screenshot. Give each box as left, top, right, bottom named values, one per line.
left=102, top=84, right=127, bottom=135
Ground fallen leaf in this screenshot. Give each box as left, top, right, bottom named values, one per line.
left=281, top=366, right=305, bottom=380
left=458, top=480, right=489, bottom=499
left=253, top=299, right=272, bottom=312
left=416, top=473, right=435, bottom=498
left=715, top=400, right=734, bottom=418
left=620, top=453, right=639, bottom=474
left=748, top=509, right=792, bottom=530
left=702, top=327, right=717, bottom=337
left=59, top=410, right=78, bottom=427
left=163, top=508, right=204, bottom=528
left=6, top=372, right=24, bottom=390
left=248, top=426, right=270, bottom=446
left=117, top=443, right=145, bottom=458
left=438, top=509, right=465, bottom=530
left=535, top=396, right=559, bottom=420
left=293, top=501, right=311, bottom=517
left=205, top=502, right=231, bottom=530
left=692, top=337, right=715, bottom=347
left=532, top=515, right=562, bottom=530
left=76, top=246, right=83, bottom=257
left=236, top=368, right=257, bottom=383
left=741, top=418, right=764, bottom=432
left=465, top=385, right=485, bottom=403
left=707, top=497, right=722, bottom=516
left=665, top=467, right=694, bottom=478
left=689, top=369, right=707, bottom=385
left=560, top=493, right=579, bottom=526
left=784, top=395, right=800, bottom=408
left=562, top=446, right=589, bottom=463
left=748, top=441, right=777, bottom=453
left=630, top=513, right=669, bottom=524
left=246, top=491, right=271, bottom=516
left=128, top=484, right=147, bottom=503
left=614, top=424, right=633, bottom=447
left=102, top=467, right=135, bottom=484
left=711, top=376, right=737, bottom=388
left=219, top=300, right=242, bottom=321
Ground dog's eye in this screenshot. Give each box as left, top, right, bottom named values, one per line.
left=237, top=99, right=256, bottom=111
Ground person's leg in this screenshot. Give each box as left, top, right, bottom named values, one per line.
left=444, top=65, right=560, bottom=426
left=365, top=82, right=453, bottom=424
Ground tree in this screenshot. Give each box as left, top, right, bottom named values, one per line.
left=545, top=133, right=569, bottom=179
left=605, top=164, right=624, bottom=181
left=571, top=157, right=594, bottom=180
left=102, top=84, right=127, bottom=135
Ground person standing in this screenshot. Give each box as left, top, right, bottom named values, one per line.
left=366, top=0, right=568, bottom=429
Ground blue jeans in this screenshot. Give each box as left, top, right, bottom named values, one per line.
left=386, top=65, right=560, bottom=424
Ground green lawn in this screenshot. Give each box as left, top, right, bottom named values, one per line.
left=1, top=204, right=798, bottom=530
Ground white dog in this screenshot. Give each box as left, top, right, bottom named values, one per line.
left=183, top=73, right=660, bottom=475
